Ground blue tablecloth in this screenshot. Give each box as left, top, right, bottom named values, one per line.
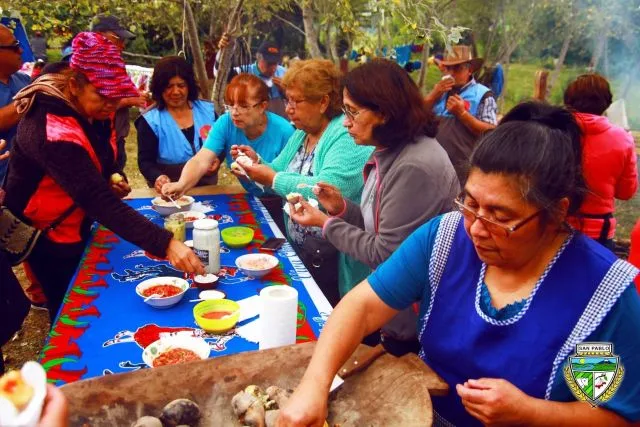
left=40, top=194, right=331, bottom=385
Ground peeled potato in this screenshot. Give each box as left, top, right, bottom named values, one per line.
left=0, top=370, right=33, bottom=411
left=110, top=173, right=124, bottom=184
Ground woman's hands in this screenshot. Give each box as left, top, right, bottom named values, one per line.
left=38, top=384, right=68, bottom=427
left=231, top=144, right=259, bottom=163
left=166, top=239, right=205, bottom=275
left=204, top=156, right=221, bottom=176
left=276, top=379, right=329, bottom=427
left=154, top=175, right=171, bottom=195
left=456, top=378, right=535, bottom=426
left=162, top=181, right=187, bottom=199
left=0, top=138, right=10, bottom=162
left=312, top=183, right=345, bottom=216
left=238, top=163, right=276, bottom=186
left=289, top=198, right=329, bottom=228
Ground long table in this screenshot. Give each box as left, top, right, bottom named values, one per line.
left=40, top=186, right=332, bottom=385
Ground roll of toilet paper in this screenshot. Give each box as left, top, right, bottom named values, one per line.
left=259, top=285, right=298, bottom=350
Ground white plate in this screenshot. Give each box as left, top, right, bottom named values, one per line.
left=142, top=335, right=210, bottom=368
left=199, top=289, right=226, bottom=300
left=283, top=197, right=318, bottom=216
left=136, top=277, right=190, bottom=309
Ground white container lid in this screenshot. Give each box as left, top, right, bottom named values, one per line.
left=193, top=218, right=219, bottom=230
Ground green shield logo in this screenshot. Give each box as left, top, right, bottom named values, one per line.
left=564, top=343, right=624, bottom=406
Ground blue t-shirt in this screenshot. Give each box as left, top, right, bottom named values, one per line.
left=0, top=72, right=30, bottom=183
left=369, top=215, right=640, bottom=422
left=203, top=111, right=294, bottom=196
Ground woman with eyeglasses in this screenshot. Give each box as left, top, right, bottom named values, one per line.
left=287, top=59, right=459, bottom=355
left=161, top=73, right=293, bottom=231
left=135, top=56, right=217, bottom=192
left=229, top=59, right=373, bottom=306
left=277, top=102, right=640, bottom=427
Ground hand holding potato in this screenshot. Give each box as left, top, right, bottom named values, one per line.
left=231, top=144, right=259, bottom=163
left=289, top=199, right=329, bottom=228
left=313, top=183, right=345, bottom=216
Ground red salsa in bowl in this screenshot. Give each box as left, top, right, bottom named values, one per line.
left=141, top=284, right=183, bottom=298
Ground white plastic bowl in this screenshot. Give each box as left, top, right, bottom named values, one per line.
left=136, top=276, right=190, bottom=309
left=142, top=335, right=210, bottom=368
left=151, top=195, right=194, bottom=216
left=235, top=253, right=280, bottom=278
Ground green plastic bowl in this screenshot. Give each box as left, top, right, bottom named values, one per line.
left=193, top=299, right=241, bottom=334
left=221, top=226, right=254, bottom=248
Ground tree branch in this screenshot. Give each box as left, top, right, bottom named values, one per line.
left=122, top=51, right=162, bottom=60
left=272, top=14, right=305, bottom=35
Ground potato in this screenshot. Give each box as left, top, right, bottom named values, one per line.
left=110, top=173, right=124, bottom=184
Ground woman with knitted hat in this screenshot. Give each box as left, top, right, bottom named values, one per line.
left=4, top=32, right=204, bottom=322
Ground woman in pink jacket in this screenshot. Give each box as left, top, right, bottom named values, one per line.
left=564, top=74, right=638, bottom=249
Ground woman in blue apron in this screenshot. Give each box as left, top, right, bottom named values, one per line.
left=277, top=102, right=640, bottom=426
left=136, top=56, right=217, bottom=192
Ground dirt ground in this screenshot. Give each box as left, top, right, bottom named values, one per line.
left=2, top=124, right=638, bottom=372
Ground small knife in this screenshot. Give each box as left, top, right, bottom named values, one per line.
left=329, top=344, right=386, bottom=392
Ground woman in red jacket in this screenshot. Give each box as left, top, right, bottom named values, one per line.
left=630, top=220, right=640, bottom=293
left=6, top=33, right=203, bottom=322
left=564, top=74, right=638, bottom=249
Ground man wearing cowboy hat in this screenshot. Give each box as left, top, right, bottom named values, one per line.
left=424, top=45, right=497, bottom=181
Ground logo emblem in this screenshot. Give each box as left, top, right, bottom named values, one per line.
left=564, top=342, right=624, bottom=407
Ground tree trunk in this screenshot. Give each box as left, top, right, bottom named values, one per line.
left=184, top=0, right=211, bottom=98
left=603, top=37, right=610, bottom=77
left=589, top=31, right=607, bottom=72
left=546, top=31, right=572, bottom=98
left=211, top=0, right=245, bottom=115
left=376, top=16, right=383, bottom=56
left=167, top=24, right=178, bottom=55
left=325, top=23, right=335, bottom=63
left=209, top=7, right=218, bottom=40
left=299, top=1, right=322, bottom=58
left=417, top=44, right=430, bottom=90
left=328, top=26, right=339, bottom=65
left=620, top=59, right=640, bottom=99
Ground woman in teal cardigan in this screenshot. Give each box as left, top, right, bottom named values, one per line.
left=232, top=59, right=373, bottom=306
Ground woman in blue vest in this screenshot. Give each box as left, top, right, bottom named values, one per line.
left=277, top=102, right=640, bottom=427
left=161, top=73, right=294, bottom=232
left=136, top=56, right=217, bottom=192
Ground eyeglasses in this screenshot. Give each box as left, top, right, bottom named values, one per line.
left=285, top=98, right=308, bottom=109
left=223, top=102, right=262, bottom=113
left=454, top=198, right=543, bottom=238
left=0, top=40, right=21, bottom=52
left=342, top=105, right=362, bottom=122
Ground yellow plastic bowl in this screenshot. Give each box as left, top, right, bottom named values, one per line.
left=193, top=299, right=241, bottom=334
left=221, top=226, right=255, bottom=248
